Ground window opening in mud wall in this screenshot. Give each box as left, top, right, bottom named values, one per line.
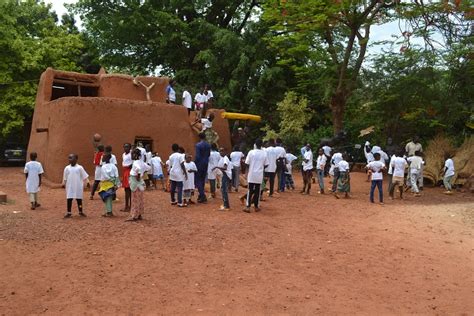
left=134, top=137, right=153, bottom=152
left=51, top=78, right=99, bottom=101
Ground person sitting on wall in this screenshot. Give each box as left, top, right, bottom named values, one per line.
left=166, top=79, right=176, bottom=104
left=191, top=113, right=219, bottom=145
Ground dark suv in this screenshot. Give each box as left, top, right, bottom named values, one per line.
left=3, top=143, right=26, bottom=164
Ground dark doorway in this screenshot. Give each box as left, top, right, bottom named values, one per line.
left=134, top=137, right=153, bottom=151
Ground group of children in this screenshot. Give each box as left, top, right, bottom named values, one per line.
left=166, top=80, right=214, bottom=119
left=23, top=136, right=457, bottom=218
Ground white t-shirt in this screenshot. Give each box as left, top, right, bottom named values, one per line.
left=322, top=146, right=331, bottom=156
left=391, top=157, right=407, bottom=177
left=405, top=141, right=422, bottom=156
left=444, top=158, right=455, bottom=177
left=137, top=146, right=146, bottom=162
left=101, top=154, right=117, bottom=166
left=206, top=90, right=214, bottom=99
left=331, top=153, right=343, bottom=166
left=101, top=163, right=119, bottom=181
left=407, top=156, right=424, bottom=174
left=207, top=151, right=221, bottom=180
left=24, top=161, right=44, bottom=193
left=122, top=152, right=132, bottom=167
left=338, top=160, right=350, bottom=172
left=63, top=164, right=89, bottom=199
left=130, top=160, right=150, bottom=177
left=230, top=151, right=244, bottom=168
left=167, top=85, right=176, bottom=102
left=367, top=160, right=385, bottom=180
left=169, top=152, right=186, bottom=182
left=182, top=90, right=192, bottom=109
left=145, top=152, right=152, bottom=164
left=302, top=150, right=313, bottom=171
left=194, top=93, right=206, bottom=104
left=201, top=118, right=212, bottom=130
left=150, top=156, right=163, bottom=176
left=184, top=161, right=197, bottom=190
left=387, top=155, right=396, bottom=175
left=316, top=154, right=327, bottom=170
left=218, top=156, right=232, bottom=179
left=285, top=153, right=297, bottom=174
left=245, top=148, right=269, bottom=184
left=407, top=156, right=424, bottom=173
left=274, top=146, right=286, bottom=161
left=264, top=146, right=278, bottom=172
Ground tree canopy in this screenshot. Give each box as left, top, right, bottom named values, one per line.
left=1, top=0, right=472, bottom=149
left=0, top=0, right=93, bottom=138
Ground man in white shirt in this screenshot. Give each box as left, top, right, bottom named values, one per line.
left=390, top=150, right=408, bottom=199
left=243, top=139, right=269, bottom=213
left=264, top=139, right=279, bottom=197
left=407, top=151, right=424, bottom=196
left=301, top=144, right=313, bottom=195
left=405, top=135, right=423, bottom=157
left=182, top=88, right=192, bottom=115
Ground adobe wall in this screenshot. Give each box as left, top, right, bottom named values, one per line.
left=99, top=75, right=168, bottom=102
left=35, top=68, right=169, bottom=103
left=28, top=97, right=231, bottom=183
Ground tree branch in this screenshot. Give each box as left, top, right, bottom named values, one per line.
left=237, top=0, right=257, bottom=32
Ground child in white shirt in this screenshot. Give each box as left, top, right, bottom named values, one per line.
left=230, top=146, right=244, bottom=192
left=63, top=154, right=89, bottom=218
left=443, top=153, right=455, bottom=194
left=316, top=148, right=327, bottom=194
left=366, top=152, right=386, bottom=204
left=285, top=152, right=297, bottom=190
left=150, top=153, right=165, bottom=190
left=183, top=154, right=197, bottom=206
left=24, top=152, right=44, bottom=210
left=334, top=154, right=350, bottom=199
left=214, top=148, right=232, bottom=211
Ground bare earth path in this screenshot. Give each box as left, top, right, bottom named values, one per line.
left=0, top=167, right=473, bottom=315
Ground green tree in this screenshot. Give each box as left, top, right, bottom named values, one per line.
left=0, top=0, right=86, bottom=137
left=72, top=0, right=292, bottom=119
left=262, top=91, right=313, bottom=148
left=262, top=0, right=470, bottom=135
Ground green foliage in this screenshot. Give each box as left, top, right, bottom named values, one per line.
left=0, top=0, right=86, bottom=137
left=73, top=0, right=292, bottom=123
left=344, top=47, right=473, bottom=148
left=262, top=91, right=313, bottom=149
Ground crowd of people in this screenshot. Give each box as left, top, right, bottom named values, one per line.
left=23, top=134, right=456, bottom=219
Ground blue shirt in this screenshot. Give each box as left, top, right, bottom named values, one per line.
left=195, top=141, right=211, bottom=170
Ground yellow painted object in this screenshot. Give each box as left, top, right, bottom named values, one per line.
left=221, top=112, right=261, bottom=123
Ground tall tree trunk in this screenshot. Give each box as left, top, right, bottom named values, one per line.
left=330, top=91, right=346, bottom=135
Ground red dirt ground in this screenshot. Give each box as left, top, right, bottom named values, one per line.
left=0, top=167, right=473, bottom=315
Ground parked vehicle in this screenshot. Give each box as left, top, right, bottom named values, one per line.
left=2, top=143, right=26, bottom=164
